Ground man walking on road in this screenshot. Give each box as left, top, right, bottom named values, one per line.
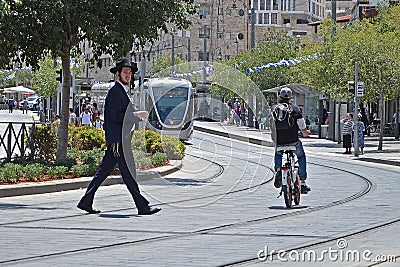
left=77, top=58, right=161, bottom=216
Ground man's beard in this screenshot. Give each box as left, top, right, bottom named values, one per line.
left=118, top=74, right=130, bottom=85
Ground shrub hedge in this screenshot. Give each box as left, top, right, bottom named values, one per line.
left=0, top=127, right=185, bottom=183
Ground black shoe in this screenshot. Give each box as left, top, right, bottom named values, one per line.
left=301, top=184, right=311, bottom=194
left=138, top=207, right=161, bottom=215
left=77, top=203, right=101, bottom=214
left=274, top=171, right=282, bottom=188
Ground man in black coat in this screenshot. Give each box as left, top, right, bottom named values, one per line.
left=77, top=58, right=161, bottom=215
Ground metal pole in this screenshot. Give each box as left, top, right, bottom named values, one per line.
left=203, top=25, right=207, bottom=83
left=140, top=56, right=146, bottom=110
left=354, top=62, right=359, bottom=156
left=171, top=33, right=175, bottom=75
left=236, top=40, right=239, bottom=56
left=187, top=37, right=191, bottom=62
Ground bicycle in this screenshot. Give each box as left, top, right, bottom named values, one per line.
left=368, top=119, right=381, bottom=133
left=277, top=146, right=301, bottom=208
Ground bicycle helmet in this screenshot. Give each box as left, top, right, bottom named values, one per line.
left=279, top=87, right=292, bottom=99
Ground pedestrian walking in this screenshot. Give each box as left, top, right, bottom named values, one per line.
left=80, top=107, right=92, bottom=126
left=77, top=58, right=161, bottom=215
left=69, top=108, right=77, bottom=125
left=93, top=116, right=103, bottom=129
left=22, top=98, right=28, bottom=114
left=8, top=97, right=15, bottom=113
left=353, top=115, right=365, bottom=154
left=341, top=113, right=354, bottom=154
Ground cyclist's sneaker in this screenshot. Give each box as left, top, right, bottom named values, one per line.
left=274, top=171, right=282, bottom=188
left=301, top=184, right=311, bottom=194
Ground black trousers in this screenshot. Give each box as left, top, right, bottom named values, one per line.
left=79, top=142, right=149, bottom=211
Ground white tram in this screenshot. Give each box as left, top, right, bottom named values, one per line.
left=90, top=78, right=194, bottom=141
left=144, top=77, right=194, bottom=141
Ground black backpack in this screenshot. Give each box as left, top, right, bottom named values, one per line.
left=272, top=103, right=295, bottom=130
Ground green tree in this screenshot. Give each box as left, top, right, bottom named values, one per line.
left=0, top=0, right=195, bottom=160
left=32, top=53, right=83, bottom=97
left=151, top=55, right=185, bottom=76
left=296, top=5, right=400, bottom=150
left=227, top=29, right=300, bottom=93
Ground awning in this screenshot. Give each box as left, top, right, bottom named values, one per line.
left=263, top=83, right=312, bottom=94
left=2, top=86, right=35, bottom=94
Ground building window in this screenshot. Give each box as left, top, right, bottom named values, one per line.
left=198, top=52, right=209, bottom=61
left=254, top=0, right=259, bottom=9
left=199, top=5, right=210, bottom=19
left=266, top=0, right=271, bottom=10
left=283, top=18, right=290, bottom=24
left=271, top=13, right=277, bottom=24
left=258, top=13, right=263, bottom=24
left=226, top=7, right=232, bottom=16
left=297, top=19, right=309, bottom=24
left=264, top=13, right=269, bottom=24
left=217, top=32, right=223, bottom=39
left=273, top=0, right=278, bottom=10
left=225, top=32, right=231, bottom=40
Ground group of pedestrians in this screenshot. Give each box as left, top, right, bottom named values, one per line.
left=225, top=99, right=248, bottom=126
left=68, top=103, right=103, bottom=129
left=341, top=113, right=366, bottom=155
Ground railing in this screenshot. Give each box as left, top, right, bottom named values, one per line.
left=0, top=122, right=36, bottom=162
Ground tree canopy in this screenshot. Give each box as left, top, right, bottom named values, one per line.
left=0, top=0, right=195, bottom=160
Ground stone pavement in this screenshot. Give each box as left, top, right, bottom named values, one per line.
left=1, top=120, right=400, bottom=266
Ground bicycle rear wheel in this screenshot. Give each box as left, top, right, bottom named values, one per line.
left=282, top=174, right=293, bottom=208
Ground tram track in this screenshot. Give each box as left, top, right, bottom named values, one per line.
left=1, top=132, right=386, bottom=266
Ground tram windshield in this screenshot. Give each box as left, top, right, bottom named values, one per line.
left=153, top=86, right=188, bottom=125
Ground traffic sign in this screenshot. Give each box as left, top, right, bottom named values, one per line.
left=357, top=82, right=364, bottom=96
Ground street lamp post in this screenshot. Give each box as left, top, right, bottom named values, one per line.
left=200, top=25, right=209, bottom=83
left=14, top=61, right=20, bottom=87
left=354, top=62, right=360, bottom=157
left=170, top=28, right=176, bottom=76
left=234, top=38, right=239, bottom=56
left=186, top=30, right=191, bottom=62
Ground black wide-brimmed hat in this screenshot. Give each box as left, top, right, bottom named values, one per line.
left=110, top=58, right=138, bottom=74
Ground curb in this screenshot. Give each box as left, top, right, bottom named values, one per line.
left=0, top=160, right=182, bottom=198
left=193, top=124, right=274, bottom=147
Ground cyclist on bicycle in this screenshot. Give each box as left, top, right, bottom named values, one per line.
left=271, top=87, right=311, bottom=194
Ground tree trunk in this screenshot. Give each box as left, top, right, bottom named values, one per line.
left=396, top=96, right=399, bottom=140
left=337, top=101, right=341, bottom=143
left=55, top=54, right=71, bottom=161
left=378, top=92, right=384, bottom=151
